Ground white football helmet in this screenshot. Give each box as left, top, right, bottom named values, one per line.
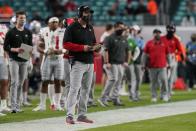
left=10, top=16, right=16, bottom=28
left=29, top=20, right=41, bottom=34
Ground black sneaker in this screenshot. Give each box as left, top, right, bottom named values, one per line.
left=11, top=110, right=17, bottom=113
left=66, top=116, right=75, bottom=124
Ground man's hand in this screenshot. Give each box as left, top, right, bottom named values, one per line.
left=46, top=48, right=55, bottom=55
left=11, top=48, right=24, bottom=53
left=92, top=44, right=102, bottom=52
left=53, top=49, right=63, bottom=55
left=63, top=50, right=69, bottom=55
left=123, top=62, right=128, bottom=67
left=106, top=63, right=112, bottom=69
left=84, top=45, right=93, bottom=52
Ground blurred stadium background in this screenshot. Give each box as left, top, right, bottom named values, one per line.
left=0, top=0, right=195, bottom=26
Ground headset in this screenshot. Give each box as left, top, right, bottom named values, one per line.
left=77, top=5, right=94, bottom=18
left=78, top=5, right=85, bottom=18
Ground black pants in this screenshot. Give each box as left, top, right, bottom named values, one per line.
left=177, top=62, right=186, bottom=80
left=186, top=61, right=196, bottom=88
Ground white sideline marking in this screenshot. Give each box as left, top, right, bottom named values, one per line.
left=1, top=100, right=196, bottom=131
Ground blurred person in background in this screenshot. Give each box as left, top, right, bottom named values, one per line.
left=33, top=17, right=66, bottom=112
left=64, top=0, right=77, bottom=12
left=142, top=29, right=170, bottom=102
left=186, top=0, right=196, bottom=14
left=46, top=0, right=64, bottom=18
left=0, top=24, right=11, bottom=116
left=29, top=20, right=42, bottom=62
left=181, top=14, right=195, bottom=27
left=147, top=0, right=158, bottom=15
left=98, top=21, right=131, bottom=107
left=100, top=24, right=114, bottom=44
left=9, top=15, right=16, bottom=29
left=175, top=35, right=187, bottom=89
left=28, top=20, right=42, bottom=95
left=100, top=24, right=113, bottom=87
left=162, top=24, right=183, bottom=98
left=4, top=11, right=33, bottom=113
left=31, top=12, right=44, bottom=23
left=107, top=0, right=119, bottom=16
left=128, top=25, right=145, bottom=101
left=59, top=17, right=75, bottom=109
left=0, top=2, right=14, bottom=18
left=124, top=0, right=147, bottom=16
left=87, top=53, right=99, bottom=108
left=125, top=26, right=141, bottom=101
left=186, top=33, right=196, bottom=91
left=21, top=20, right=42, bottom=106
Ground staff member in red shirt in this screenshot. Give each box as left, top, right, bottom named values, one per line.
left=142, top=29, right=170, bottom=102
left=161, top=24, right=183, bottom=97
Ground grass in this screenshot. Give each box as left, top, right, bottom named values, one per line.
left=1, top=84, right=196, bottom=124
left=84, top=112, right=196, bottom=131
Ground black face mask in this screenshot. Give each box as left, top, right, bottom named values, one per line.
left=166, top=31, right=174, bottom=39
left=115, top=29, right=124, bottom=36
left=155, top=35, right=160, bottom=40
left=82, top=15, right=90, bottom=23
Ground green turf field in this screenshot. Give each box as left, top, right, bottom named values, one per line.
left=84, top=112, right=196, bottom=131
left=0, top=84, right=196, bottom=124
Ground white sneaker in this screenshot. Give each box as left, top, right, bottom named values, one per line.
left=55, top=105, right=64, bottom=111
left=23, top=102, right=32, bottom=106
left=163, top=96, right=169, bottom=102
left=0, top=112, right=6, bottom=116
left=32, top=105, right=46, bottom=112
left=151, top=98, right=157, bottom=103
left=1, top=107, right=11, bottom=113
left=97, top=99, right=109, bottom=107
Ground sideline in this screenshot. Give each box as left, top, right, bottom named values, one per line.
left=1, top=100, right=196, bottom=131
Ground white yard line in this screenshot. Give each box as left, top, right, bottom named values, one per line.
left=1, top=100, right=196, bottom=131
